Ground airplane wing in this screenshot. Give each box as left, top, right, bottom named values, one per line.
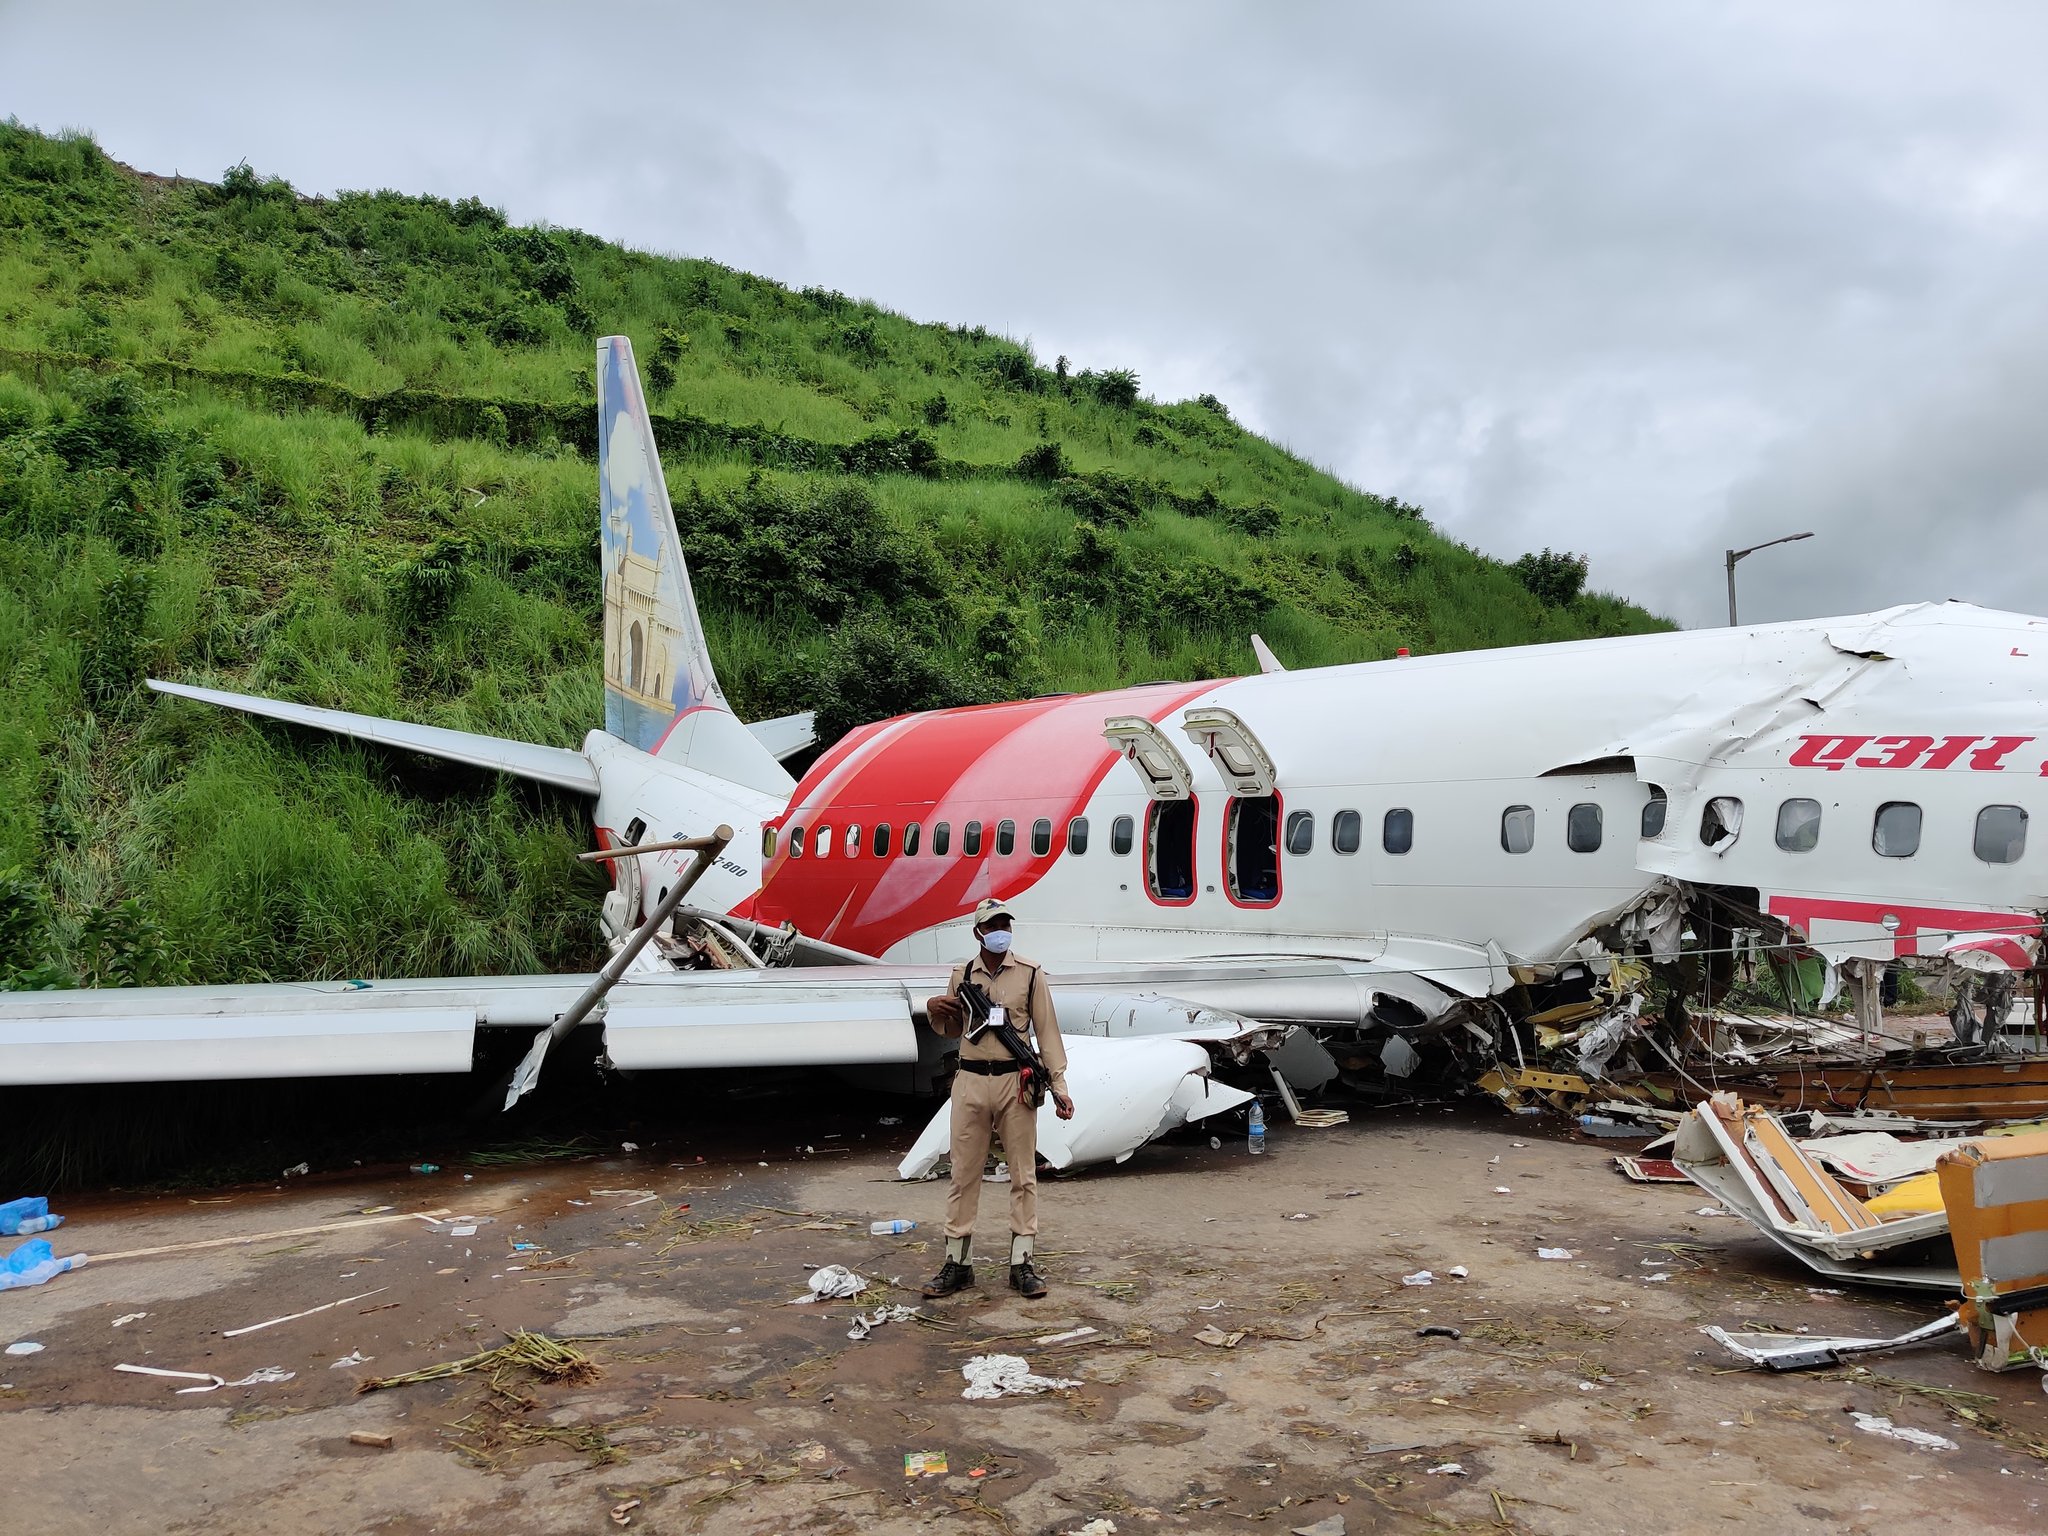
left=0, top=954, right=1461, bottom=1169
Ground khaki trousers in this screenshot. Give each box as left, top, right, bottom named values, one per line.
left=943, top=1067, right=1039, bottom=1239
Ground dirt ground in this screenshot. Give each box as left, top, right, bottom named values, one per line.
left=5, top=1097, right=2047, bottom=1536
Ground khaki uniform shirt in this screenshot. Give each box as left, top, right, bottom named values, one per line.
left=949, top=951, right=1068, bottom=1093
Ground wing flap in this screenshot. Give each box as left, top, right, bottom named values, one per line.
left=149, top=680, right=600, bottom=795
left=0, top=1005, right=476, bottom=1084
left=600, top=988, right=916, bottom=1071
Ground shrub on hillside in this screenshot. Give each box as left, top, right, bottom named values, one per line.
left=677, top=474, right=937, bottom=621
left=803, top=617, right=989, bottom=746
left=1054, top=470, right=1147, bottom=528
left=1016, top=441, right=1068, bottom=481
left=1082, top=368, right=1141, bottom=409
left=841, top=428, right=938, bottom=477
left=920, top=393, right=951, bottom=426
left=1513, top=547, right=1589, bottom=607
left=48, top=373, right=171, bottom=473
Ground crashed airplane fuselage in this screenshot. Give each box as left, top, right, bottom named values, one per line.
left=5, top=335, right=2045, bottom=1170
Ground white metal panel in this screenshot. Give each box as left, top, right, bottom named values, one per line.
left=601, top=990, right=916, bottom=1070
left=1181, top=706, right=1278, bottom=796
left=0, top=1005, right=476, bottom=1084
left=1102, top=716, right=1195, bottom=799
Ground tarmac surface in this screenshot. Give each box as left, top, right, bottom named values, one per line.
left=5, top=1092, right=2047, bottom=1535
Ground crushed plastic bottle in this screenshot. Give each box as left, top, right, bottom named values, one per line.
left=410, top=1163, right=440, bottom=1175
left=1247, top=1101, right=1266, bottom=1156
left=869, top=1219, right=916, bottom=1237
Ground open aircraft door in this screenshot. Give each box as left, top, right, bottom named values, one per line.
left=1103, top=716, right=1196, bottom=799
left=1180, top=707, right=1278, bottom=797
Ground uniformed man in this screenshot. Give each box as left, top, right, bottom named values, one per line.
left=921, top=898, right=1073, bottom=1300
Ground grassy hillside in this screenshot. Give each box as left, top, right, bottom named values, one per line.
left=0, top=123, right=1671, bottom=989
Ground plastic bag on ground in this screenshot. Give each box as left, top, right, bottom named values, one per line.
left=0, top=1238, right=86, bottom=1292
left=0, top=1198, right=62, bottom=1237
left=961, top=1353, right=1082, bottom=1399
left=788, top=1264, right=867, bottom=1304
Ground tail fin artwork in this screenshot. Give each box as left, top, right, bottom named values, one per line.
left=597, top=336, right=793, bottom=797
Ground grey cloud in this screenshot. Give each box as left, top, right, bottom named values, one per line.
left=6, top=2, right=2048, bottom=628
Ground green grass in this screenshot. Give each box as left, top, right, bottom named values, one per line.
left=0, top=120, right=1670, bottom=988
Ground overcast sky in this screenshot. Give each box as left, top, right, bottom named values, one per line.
left=5, top=1, right=2045, bottom=628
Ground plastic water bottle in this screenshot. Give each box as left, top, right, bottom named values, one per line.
left=869, top=1219, right=916, bottom=1236
left=410, top=1163, right=440, bottom=1175
left=1247, top=1101, right=1266, bottom=1155
left=0, top=1197, right=54, bottom=1236
left=11, top=1215, right=61, bottom=1235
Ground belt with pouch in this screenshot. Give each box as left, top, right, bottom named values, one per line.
left=957, top=1058, right=1020, bottom=1076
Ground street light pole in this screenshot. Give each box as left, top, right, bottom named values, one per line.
left=1725, top=531, right=1814, bottom=626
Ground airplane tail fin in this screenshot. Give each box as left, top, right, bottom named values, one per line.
left=596, top=336, right=793, bottom=797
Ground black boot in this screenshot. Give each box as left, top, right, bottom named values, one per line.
left=923, top=1260, right=975, bottom=1297
left=1009, top=1259, right=1048, bottom=1299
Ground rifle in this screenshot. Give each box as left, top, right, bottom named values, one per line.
left=957, top=979, right=1049, bottom=1110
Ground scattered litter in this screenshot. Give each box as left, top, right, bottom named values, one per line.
left=961, top=1354, right=1082, bottom=1399
left=847, top=1305, right=918, bottom=1341
left=621, top=1141, right=640, bottom=1152
left=282, top=1162, right=310, bottom=1178
left=609, top=1496, right=640, bottom=1526
left=1446, top=1265, right=1469, bottom=1279
left=1641, top=1272, right=1672, bottom=1283
left=361, top=1206, right=392, bottom=1215
left=1285, top=1212, right=1315, bottom=1221
left=447, top=1225, right=477, bottom=1238
left=410, top=1164, right=439, bottom=1175
left=1694, top=1206, right=1735, bottom=1218
left=1194, top=1325, right=1246, bottom=1348
left=1493, top=1186, right=1512, bottom=1195
left=1416, top=1326, right=1462, bottom=1340
left=1401, top=1270, right=1435, bottom=1287
left=1537, top=1248, right=1575, bottom=1261
left=1703, top=1315, right=1959, bottom=1371
left=1850, top=1412, right=1958, bottom=1451
left=330, top=1351, right=372, bottom=1369
left=1426, top=1462, right=1466, bottom=1476
left=5, top=1341, right=42, bottom=1356
left=984, top=1162, right=1011, bottom=1184
left=870, top=1219, right=916, bottom=1236
left=112, top=1313, right=147, bottom=1328
left=1035, top=1326, right=1100, bottom=1346
left=223, top=1288, right=387, bottom=1338
left=903, top=1450, right=949, bottom=1478
left=117, top=1362, right=295, bottom=1394
left=879, top=1116, right=903, bottom=1126
left=790, top=1264, right=867, bottom=1304
left=1292, top=1518, right=1345, bottom=1536
left=1061, top=1519, right=1116, bottom=1536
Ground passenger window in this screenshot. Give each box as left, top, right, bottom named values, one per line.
left=1874, top=801, right=1921, bottom=857
left=903, top=821, right=922, bottom=856
left=1227, top=795, right=1281, bottom=904
left=1641, top=786, right=1667, bottom=838
left=1501, top=805, right=1535, bottom=855
left=1031, top=818, right=1052, bottom=856
left=761, top=826, right=777, bottom=860
left=1567, top=803, right=1602, bottom=853
left=1976, top=805, right=2028, bottom=864
left=815, top=826, right=834, bottom=858
left=1110, top=815, right=1134, bottom=855
left=964, top=821, right=984, bottom=857
left=1147, top=799, right=1197, bottom=901
left=1775, top=799, right=1822, bottom=853
left=1333, top=809, right=1362, bottom=854
left=788, top=825, right=805, bottom=858
left=1701, top=797, right=1743, bottom=848
left=1382, top=808, right=1412, bottom=856
left=995, top=819, right=1015, bottom=856
left=873, top=823, right=892, bottom=858
left=932, top=821, right=951, bottom=856
left=1068, top=817, right=1090, bottom=854
left=1285, top=810, right=1315, bottom=857
left=845, top=824, right=861, bottom=857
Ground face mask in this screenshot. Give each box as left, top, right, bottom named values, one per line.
left=980, top=929, right=1013, bottom=955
